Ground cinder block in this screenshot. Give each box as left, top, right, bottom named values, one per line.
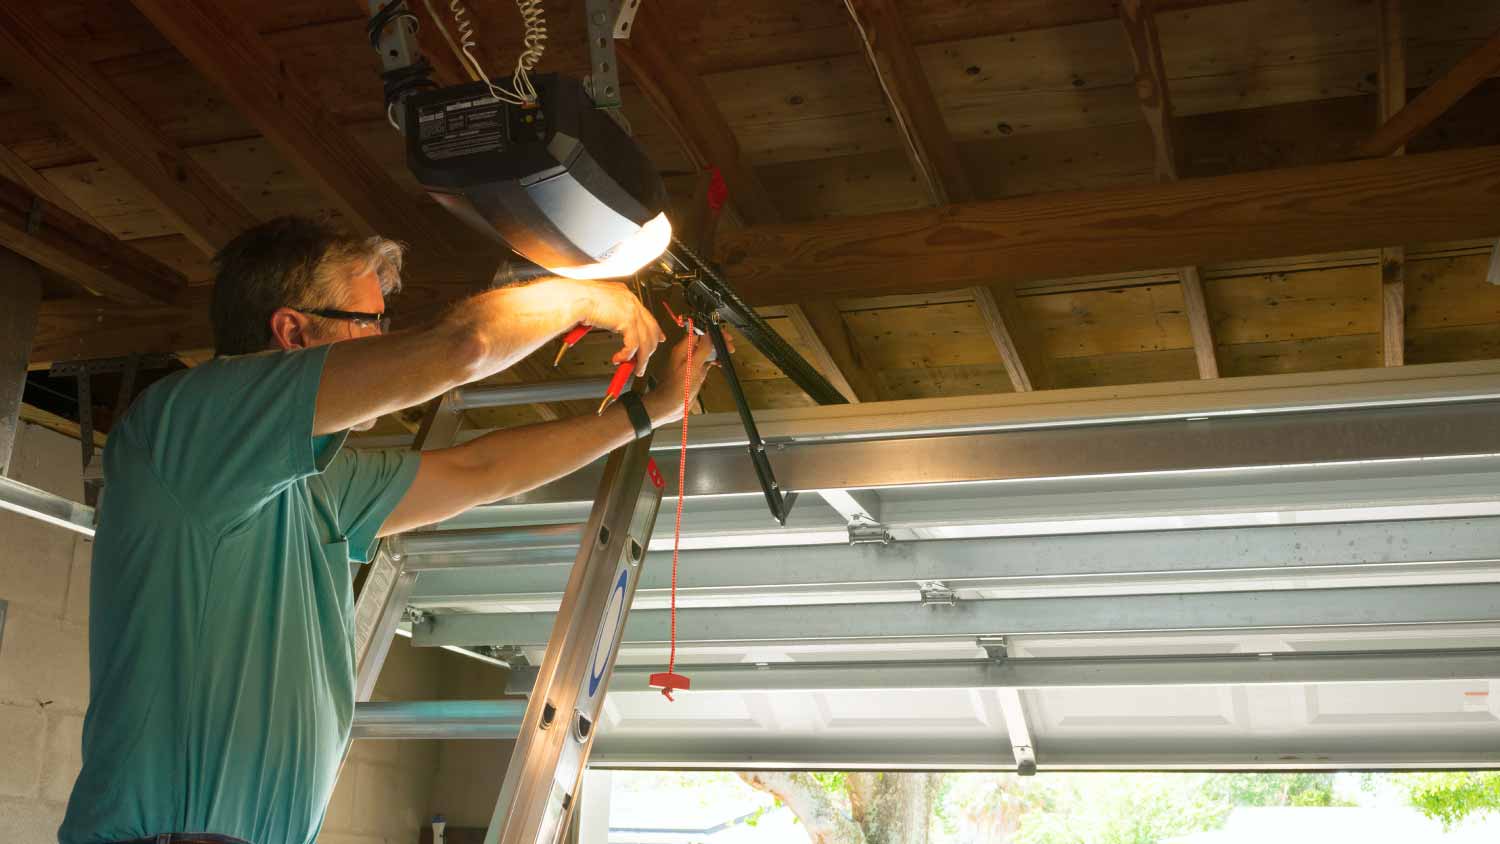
left=0, top=607, right=90, bottom=712
left=350, top=736, right=401, bottom=764
left=0, top=704, right=45, bottom=799
left=0, top=796, right=66, bottom=844
left=353, top=762, right=405, bottom=834
left=10, top=425, right=83, bottom=500
left=320, top=763, right=356, bottom=833
left=41, top=712, right=83, bottom=804
left=0, top=510, right=75, bottom=616
left=64, top=538, right=92, bottom=627
left=397, top=738, right=440, bottom=776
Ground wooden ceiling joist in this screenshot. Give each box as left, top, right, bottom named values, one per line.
left=842, top=0, right=971, bottom=205
left=717, top=145, right=1500, bottom=306
left=0, top=6, right=257, bottom=256
left=619, top=2, right=881, bottom=403
left=1119, top=0, right=1218, bottom=379
left=0, top=144, right=103, bottom=230
left=618, top=4, right=779, bottom=225
left=970, top=286, right=1036, bottom=392
left=1376, top=0, right=1406, bottom=367
left=0, top=175, right=181, bottom=304
left=1357, top=24, right=1500, bottom=160
left=126, top=0, right=452, bottom=250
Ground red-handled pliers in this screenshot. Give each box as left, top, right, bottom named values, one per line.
left=553, top=324, right=636, bottom=415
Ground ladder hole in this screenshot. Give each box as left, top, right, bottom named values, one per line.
left=574, top=713, right=593, bottom=741
left=597, top=526, right=611, bottom=546
left=629, top=538, right=643, bottom=562
left=540, top=701, right=557, bottom=729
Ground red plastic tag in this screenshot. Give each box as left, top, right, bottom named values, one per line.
left=706, top=167, right=728, bottom=212
left=649, top=670, right=691, bottom=701
left=646, top=458, right=665, bottom=490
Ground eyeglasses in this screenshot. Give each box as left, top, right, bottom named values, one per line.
left=298, top=308, right=390, bottom=334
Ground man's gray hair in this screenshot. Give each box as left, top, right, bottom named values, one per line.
left=210, top=216, right=405, bottom=356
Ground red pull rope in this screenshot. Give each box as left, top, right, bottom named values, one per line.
left=650, top=311, right=695, bottom=701
left=669, top=319, right=693, bottom=672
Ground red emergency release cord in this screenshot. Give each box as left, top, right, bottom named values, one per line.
left=649, top=312, right=694, bottom=702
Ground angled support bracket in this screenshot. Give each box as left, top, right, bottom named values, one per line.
left=979, top=636, right=1038, bottom=775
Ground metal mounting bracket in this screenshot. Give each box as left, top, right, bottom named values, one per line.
left=848, top=522, right=892, bottom=545
left=919, top=581, right=957, bottom=608
left=584, top=0, right=632, bottom=109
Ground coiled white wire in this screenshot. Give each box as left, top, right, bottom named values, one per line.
left=420, top=0, right=546, bottom=105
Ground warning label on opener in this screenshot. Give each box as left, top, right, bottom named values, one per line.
left=416, top=96, right=507, bottom=160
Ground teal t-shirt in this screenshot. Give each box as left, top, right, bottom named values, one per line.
left=58, top=346, right=421, bottom=844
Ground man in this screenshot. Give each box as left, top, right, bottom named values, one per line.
left=59, top=216, right=718, bottom=844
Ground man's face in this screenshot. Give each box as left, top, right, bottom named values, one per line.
left=274, top=268, right=388, bottom=431
left=321, top=269, right=386, bottom=431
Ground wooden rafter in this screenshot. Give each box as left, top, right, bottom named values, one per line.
left=970, top=287, right=1034, bottom=392
left=31, top=288, right=211, bottom=370
left=842, top=0, right=971, bottom=205
left=618, top=3, right=779, bottom=224
left=1357, top=24, right=1500, bottom=160
left=0, top=6, right=257, bottom=256
left=619, top=2, right=880, bottom=402
left=0, top=175, right=181, bottom=304
left=1376, top=0, right=1406, bottom=367
left=1118, top=0, right=1218, bottom=379
left=127, top=0, right=452, bottom=251
left=0, top=145, right=102, bottom=230
left=715, top=145, right=1500, bottom=306
left=785, top=298, right=881, bottom=402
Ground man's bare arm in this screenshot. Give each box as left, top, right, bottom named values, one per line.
left=311, top=278, right=665, bottom=435
left=378, top=334, right=717, bottom=535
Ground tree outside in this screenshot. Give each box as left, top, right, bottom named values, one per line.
left=608, top=770, right=1500, bottom=843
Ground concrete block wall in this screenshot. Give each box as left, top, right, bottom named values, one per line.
left=321, top=637, right=444, bottom=844
left=0, top=423, right=463, bottom=844
left=0, top=423, right=91, bottom=843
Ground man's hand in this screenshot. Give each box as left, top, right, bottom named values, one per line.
left=644, top=331, right=732, bottom=427
left=379, top=327, right=735, bottom=536
left=569, top=279, right=667, bottom=376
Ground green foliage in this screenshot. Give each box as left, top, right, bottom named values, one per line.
left=1392, top=771, right=1500, bottom=828
left=1201, top=772, right=1346, bottom=809
left=811, top=771, right=850, bottom=796
left=1009, top=774, right=1227, bottom=844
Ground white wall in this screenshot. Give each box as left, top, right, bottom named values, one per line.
left=0, top=422, right=471, bottom=844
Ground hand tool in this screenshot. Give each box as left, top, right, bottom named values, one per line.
left=552, top=323, right=637, bottom=415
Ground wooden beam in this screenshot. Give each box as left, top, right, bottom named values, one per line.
left=1177, top=267, right=1219, bottom=379
left=31, top=291, right=211, bottom=369
left=842, top=0, right=970, bottom=205
left=1380, top=245, right=1405, bottom=366
left=1118, top=0, right=1217, bottom=380
left=618, top=3, right=779, bottom=225
left=0, top=145, right=102, bottom=229
left=1118, top=0, right=1179, bottom=182
left=783, top=298, right=881, bottom=402
left=1377, top=0, right=1406, bottom=366
left=128, top=0, right=452, bottom=249
left=1357, top=24, right=1500, bottom=159
left=715, top=145, right=1500, bottom=306
left=0, top=6, right=257, bottom=255
left=970, top=286, right=1035, bottom=391
left=0, top=175, right=181, bottom=304
left=618, top=3, right=889, bottom=403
